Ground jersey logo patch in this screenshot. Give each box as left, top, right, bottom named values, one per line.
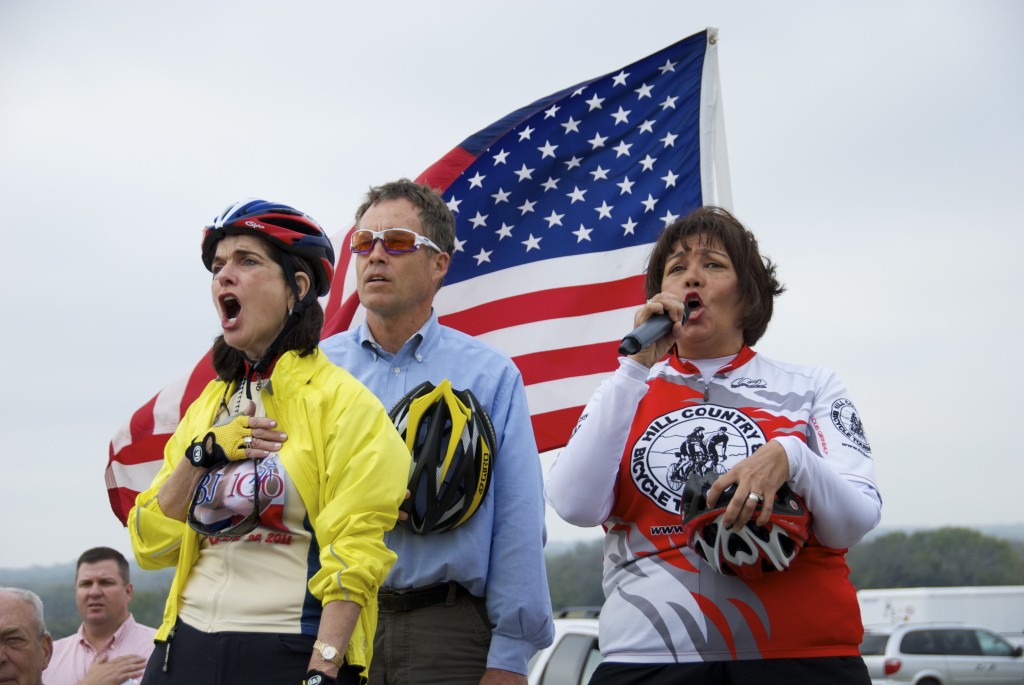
left=829, top=398, right=871, bottom=454
left=629, top=404, right=767, bottom=513
left=730, top=377, right=767, bottom=388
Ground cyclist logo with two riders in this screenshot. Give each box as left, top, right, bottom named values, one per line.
left=666, top=425, right=731, bottom=491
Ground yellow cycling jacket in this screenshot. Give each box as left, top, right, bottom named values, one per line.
left=128, top=349, right=409, bottom=678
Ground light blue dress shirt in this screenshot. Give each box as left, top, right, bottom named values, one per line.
left=321, top=312, right=554, bottom=673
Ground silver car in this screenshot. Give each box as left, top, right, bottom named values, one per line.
left=528, top=609, right=601, bottom=685
left=861, top=623, right=1024, bottom=684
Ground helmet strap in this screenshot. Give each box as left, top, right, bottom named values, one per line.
left=243, top=258, right=317, bottom=395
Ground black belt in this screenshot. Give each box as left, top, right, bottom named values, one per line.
left=377, top=582, right=470, bottom=612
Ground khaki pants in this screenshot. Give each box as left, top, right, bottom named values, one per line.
left=370, top=589, right=491, bottom=685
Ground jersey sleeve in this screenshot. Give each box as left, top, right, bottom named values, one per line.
left=776, top=367, right=881, bottom=549
left=545, top=357, right=651, bottom=526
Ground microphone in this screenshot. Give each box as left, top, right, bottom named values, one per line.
left=617, top=302, right=690, bottom=355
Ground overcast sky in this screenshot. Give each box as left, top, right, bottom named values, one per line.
left=2, top=1, right=1022, bottom=570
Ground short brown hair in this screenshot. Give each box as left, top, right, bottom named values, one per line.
left=644, top=206, right=784, bottom=346
left=76, top=547, right=130, bottom=584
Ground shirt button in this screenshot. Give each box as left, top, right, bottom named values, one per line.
left=415, top=354, right=423, bottom=362
left=393, top=367, right=401, bottom=375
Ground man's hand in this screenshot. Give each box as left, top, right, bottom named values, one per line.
left=80, top=653, right=148, bottom=685
left=397, top=489, right=411, bottom=522
left=479, top=667, right=527, bottom=685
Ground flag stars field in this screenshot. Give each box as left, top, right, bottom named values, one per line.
left=612, top=107, right=632, bottom=124
left=573, top=225, right=593, bottom=242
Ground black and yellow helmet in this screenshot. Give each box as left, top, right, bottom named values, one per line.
left=389, top=379, right=497, bottom=534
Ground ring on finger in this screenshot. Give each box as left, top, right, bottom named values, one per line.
left=243, top=436, right=253, bottom=447
left=747, top=492, right=764, bottom=504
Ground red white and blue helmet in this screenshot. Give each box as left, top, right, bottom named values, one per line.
left=680, top=472, right=811, bottom=581
left=201, top=199, right=335, bottom=297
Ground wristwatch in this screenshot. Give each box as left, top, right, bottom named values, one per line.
left=314, top=640, right=344, bottom=668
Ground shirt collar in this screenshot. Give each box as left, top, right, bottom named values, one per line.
left=670, top=344, right=757, bottom=376
left=75, top=614, right=137, bottom=651
left=358, top=311, right=440, bottom=362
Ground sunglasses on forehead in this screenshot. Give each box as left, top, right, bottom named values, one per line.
left=350, top=228, right=441, bottom=255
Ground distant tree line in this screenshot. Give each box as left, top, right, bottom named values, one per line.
left=546, top=541, right=605, bottom=611
left=846, top=527, right=1024, bottom=588
left=544, top=527, right=1024, bottom=613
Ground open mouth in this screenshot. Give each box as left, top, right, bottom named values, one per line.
left=220, top=295, right=241, bottom=321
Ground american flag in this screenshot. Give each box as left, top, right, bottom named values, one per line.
left=106, top=29, right=729, bottom=524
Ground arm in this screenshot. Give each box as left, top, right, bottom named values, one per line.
left=784, top=367, right=881, bottom=547
left=480, top=668, right=529, bottom=685
left=128, top=383, right=288, bottom=567
left=545, top=357, right=650, bottom=526
left=151, top=458, right=209, bottom=522
left=307, top=394, right=408, bottom=603
left=304, top=384, right=409, bottom=672
left=709, top=367, right=882, bottom=548
left=307, top=600, right=361, bottom=677
left=78, top=654, right=148, bottom=685
left=482, top=369, right=555, bottom=675
left=128, top=410, right=201, bottom=569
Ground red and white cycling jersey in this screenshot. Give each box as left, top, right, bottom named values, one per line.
left=546, top=346, right=881, bottom=663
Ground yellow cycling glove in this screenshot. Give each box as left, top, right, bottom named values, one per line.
left=185, top=415, right=253, bottom=469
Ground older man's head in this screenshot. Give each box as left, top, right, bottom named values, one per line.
left=0, top=588, right=52, bottom=685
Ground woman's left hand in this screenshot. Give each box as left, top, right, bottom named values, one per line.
left=246, top=416, right=288, bottom=457
left=706, top=440, right=790, bottom=529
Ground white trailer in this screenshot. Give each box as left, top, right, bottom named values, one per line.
left=858, top=586, right=1024, bottom=646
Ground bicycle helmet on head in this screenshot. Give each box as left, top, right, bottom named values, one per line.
left=202, top=199, right=335, bottom=298
left=389, top=379, right=496, bottom=535
left=202, top=199, right=336, bottom=374
left=680, top=471, right=811, bottom=581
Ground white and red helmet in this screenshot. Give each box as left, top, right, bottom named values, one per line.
left=680, top=472, right=811, bottom=581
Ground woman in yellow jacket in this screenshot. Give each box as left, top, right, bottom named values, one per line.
left=129, top=200, right=409, bottom=685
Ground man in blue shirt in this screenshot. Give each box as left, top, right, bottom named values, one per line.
left=322, top=179, right=553, bottom=685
